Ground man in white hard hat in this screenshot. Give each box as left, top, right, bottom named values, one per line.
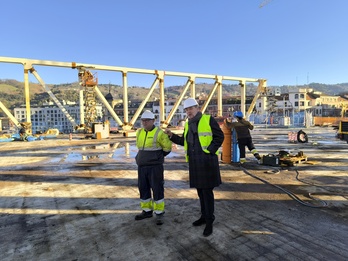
left=165, top=98, right=224, bottom=237
left=135, top=110, right=172, bottom=225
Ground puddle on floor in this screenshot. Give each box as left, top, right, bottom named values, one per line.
left=63, top=142, right=183, bottom=162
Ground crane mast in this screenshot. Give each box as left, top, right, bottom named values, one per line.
left=78, top=68, right=98, bottom=133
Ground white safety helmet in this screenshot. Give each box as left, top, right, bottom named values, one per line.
left=183, top=98, right=199, bottom=109
left=141, top=110, right=155, bottom=119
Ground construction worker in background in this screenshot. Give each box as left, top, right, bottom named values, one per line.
left=135, top=110, right=172, bottom=225
left=224, top=111, right=261, bottom=164
left=165, top=98, right=224, bottom=237
left=19, top=128, right=29, bottom=141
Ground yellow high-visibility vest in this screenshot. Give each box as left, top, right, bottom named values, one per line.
left=183, top=114, right=217, bottom=161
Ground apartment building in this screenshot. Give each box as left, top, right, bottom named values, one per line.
left=256, top=88, right=348, bottom=117
left=10, top=96, right=262, bottom=133
left=10, top=87, right=348, bottom=133
left=14, top=101, right=103, bottom=134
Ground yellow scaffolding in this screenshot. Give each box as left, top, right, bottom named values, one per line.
left=0, top=56, right=267, bottom=133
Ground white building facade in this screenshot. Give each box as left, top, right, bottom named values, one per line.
left=152, top=98, right=187, bottom=127
left=14, top=102, right=103, bottom=133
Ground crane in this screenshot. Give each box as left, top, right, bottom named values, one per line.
left=78, top=68, right=99, bottom=133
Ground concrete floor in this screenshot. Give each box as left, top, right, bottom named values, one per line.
left=0, top=126, right=347, bottom=261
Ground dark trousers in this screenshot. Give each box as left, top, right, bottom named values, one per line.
left=138, top=165, right=164, bottom=201
left=238, top=137, right=255, bottom=158
left=197, top=188, right=215, bottom=223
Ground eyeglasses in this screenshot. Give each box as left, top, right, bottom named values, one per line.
left=141, top=119, right=153, bottom=122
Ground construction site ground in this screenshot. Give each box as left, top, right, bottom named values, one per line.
left=0, top=126, right=347, bottom=261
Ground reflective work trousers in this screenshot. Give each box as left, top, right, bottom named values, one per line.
left=138, top=164, right=164, bottom=203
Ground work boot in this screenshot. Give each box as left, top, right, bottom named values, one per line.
left=156, top=213, right=164, bottom=225
left=135, top=210, right=153, bottom=220
left=203, top=223, right=213, bottom=237
left=192, top=217, right=206, bottom=226
left=240, top=158, right=247, bottom=164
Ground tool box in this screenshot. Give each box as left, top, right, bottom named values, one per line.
left=262, top=154, right=280, bottom=166
left=262, top=151, right=307, bottom=167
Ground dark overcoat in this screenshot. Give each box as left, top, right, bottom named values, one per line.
left=170, top=116, right=224, bottom=189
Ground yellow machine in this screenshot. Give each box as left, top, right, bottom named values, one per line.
left=337, top=121, right=348, bottom=143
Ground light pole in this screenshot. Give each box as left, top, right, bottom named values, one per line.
left=287, top=100, right=294, bottom=126
left=283, top=96, right=285, bottom=117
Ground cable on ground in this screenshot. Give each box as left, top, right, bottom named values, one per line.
left=240, top=165, right=328, bottom=208
left=295, top=169, right=348, bottom=201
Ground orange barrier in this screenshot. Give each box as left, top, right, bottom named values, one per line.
left=313, top=117, right=347, bottom=126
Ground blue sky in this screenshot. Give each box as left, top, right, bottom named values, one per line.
left=0, top=0, right=347, bottom=87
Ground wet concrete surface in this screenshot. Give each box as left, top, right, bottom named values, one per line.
left=0, top=126, right=347, bottom=261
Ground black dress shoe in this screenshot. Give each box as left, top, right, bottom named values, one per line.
left=203, top=223, right=213, bottom=237
left=192, top=217, right=206, bottom=226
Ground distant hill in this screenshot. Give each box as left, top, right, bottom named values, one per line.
left=282, top=83, right=348, bottom=96
left=1, top=79, right=348, bottom=116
